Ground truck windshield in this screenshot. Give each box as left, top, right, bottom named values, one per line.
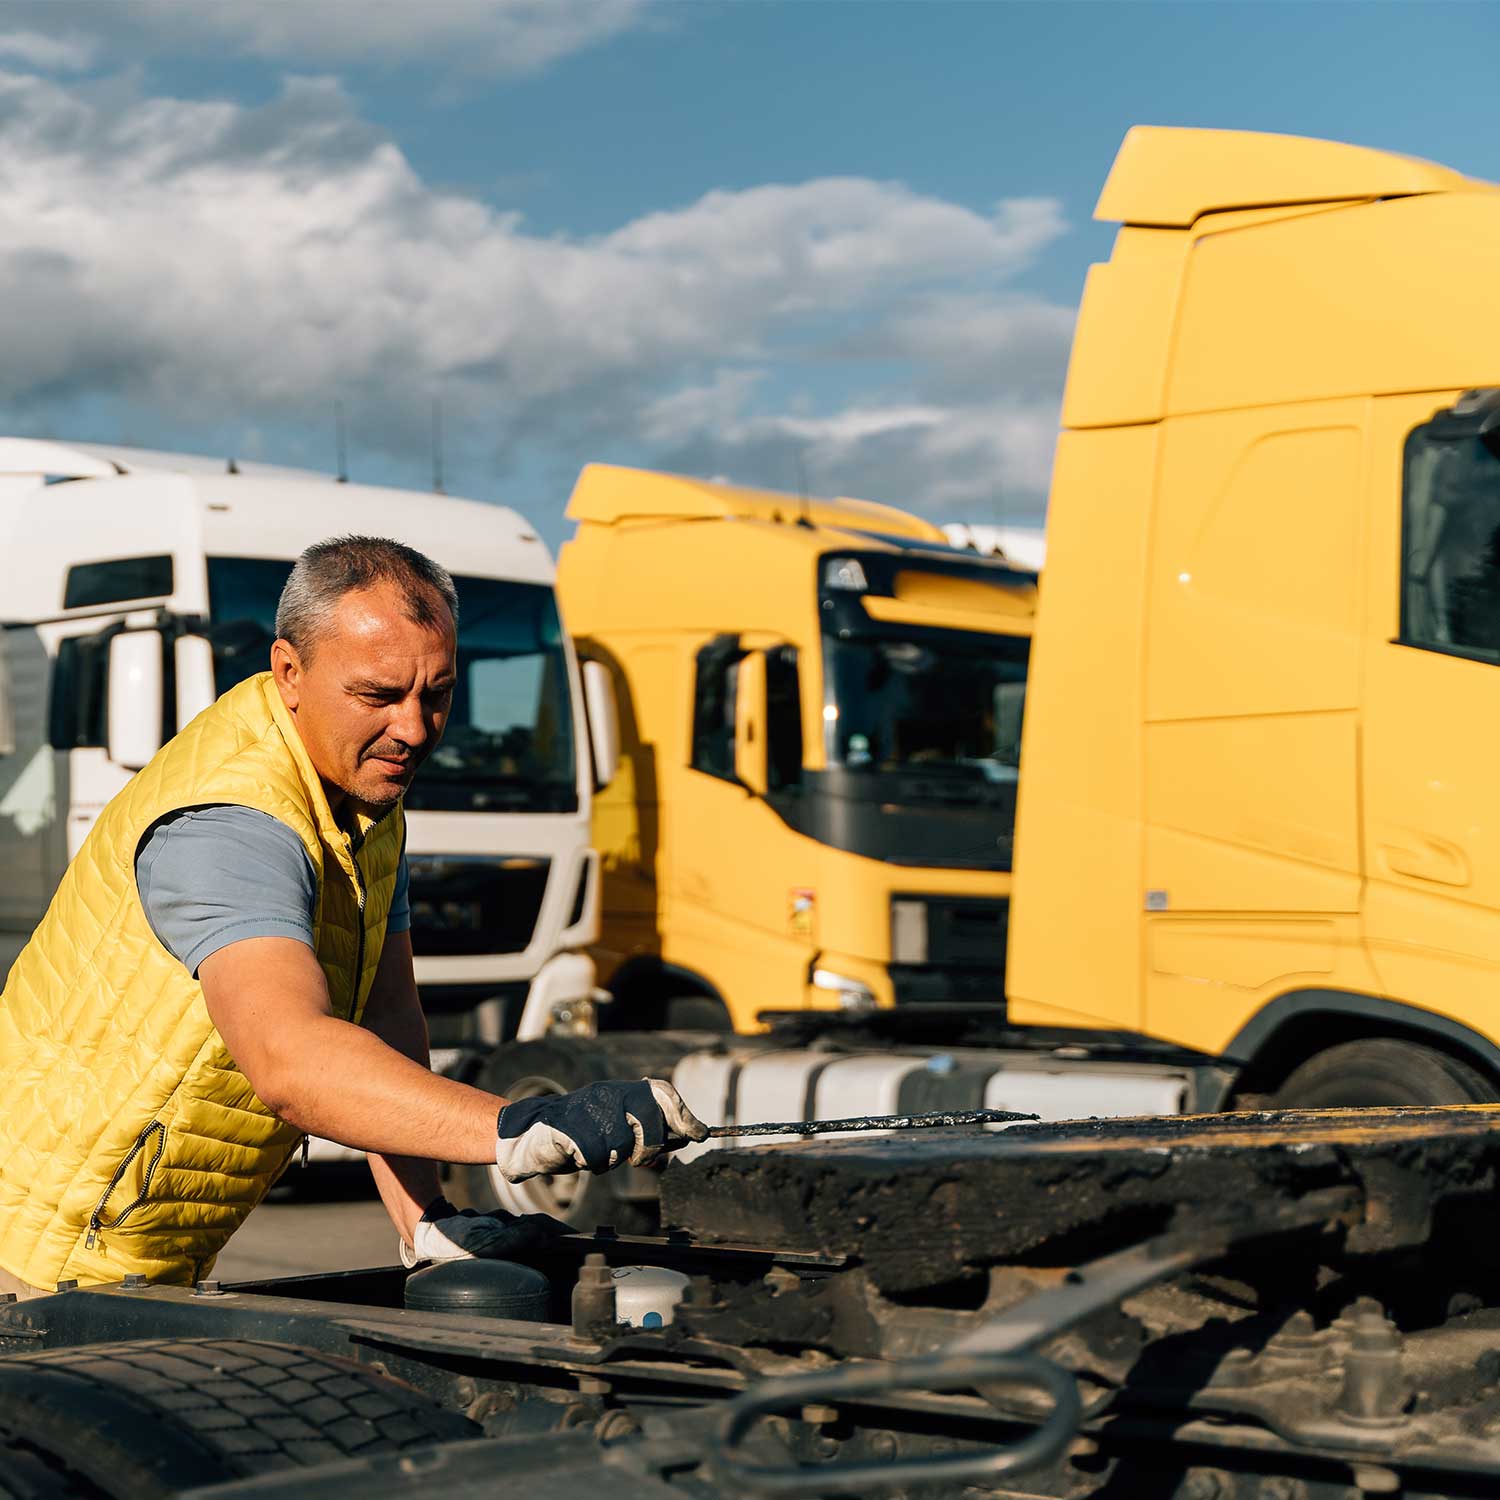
left=824, top=634, right=1027, bottom=791
left=205, top=558, right=578, bottom=813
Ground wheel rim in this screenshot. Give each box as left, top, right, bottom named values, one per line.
left=486, top=1073, right=584, bottom=1219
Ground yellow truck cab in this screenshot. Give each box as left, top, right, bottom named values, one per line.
left=1009, top=126, right=1500, bottom=1107
left=558, top=463, right=1035, bottom=1032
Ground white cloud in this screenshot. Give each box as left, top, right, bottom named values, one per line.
left=0, top=67, right=1072, bottom=520
left=25, top=0, right=650, bottom=75
left=0, top=29, right=95, bottom=71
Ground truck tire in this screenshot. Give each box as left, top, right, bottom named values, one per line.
left=0, top=1339, right=478, bottom=1500
left=0, top=1440, right=79, bottom=1500
left=1269, top=1037, right=1494, bottom=1108
left=454, top=1035, right=693, bottom=1232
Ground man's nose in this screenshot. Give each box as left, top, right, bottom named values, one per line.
left=388, top=695, right=429, bottom=748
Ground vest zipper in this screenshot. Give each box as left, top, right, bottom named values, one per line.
left=86, top=1120, right=167, bottom=1250
left=350, top=832, right=368, bottom=1014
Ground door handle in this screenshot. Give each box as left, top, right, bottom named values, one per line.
left=1379, top=835, right=1470, bottom=887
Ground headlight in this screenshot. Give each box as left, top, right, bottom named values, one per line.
left=822, top=557, right=868, bottom=593
left=811, top=967, right=878, bottom=1013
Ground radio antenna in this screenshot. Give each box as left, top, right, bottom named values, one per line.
left=794, top=446, right=812, bottom=527
left=335, top=400, right=349, bottom=483
left=431, top=394, right=445, bottom=494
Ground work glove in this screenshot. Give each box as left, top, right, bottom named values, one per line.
left=494, top=1077, right=709, bottom=1183
left=399, top=1196, right=565, bottom=1268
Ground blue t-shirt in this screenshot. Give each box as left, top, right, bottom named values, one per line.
left=135, top=805, right=409, bottom=977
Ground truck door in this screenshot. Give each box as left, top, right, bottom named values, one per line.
left=1362, top=390, right=1500, bottom=1033
left=0, top=623, right=63, bottom=977
left=667, top=635, right=816, bottom=1024
left=1141, top=405, right=1375, bottom=1055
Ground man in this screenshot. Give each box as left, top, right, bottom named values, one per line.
left=0, top=536, right=706, bottom=1297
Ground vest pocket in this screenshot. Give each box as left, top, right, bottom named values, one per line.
left=85, top=1120, right=167, bottom=1250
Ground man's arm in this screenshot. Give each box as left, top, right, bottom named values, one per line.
left=198, top=935, right=508, bottom=1173
left=357, top=931, right=450, bottom=1244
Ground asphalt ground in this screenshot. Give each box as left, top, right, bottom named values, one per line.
left=213, top=1164, right=398, bottom=1282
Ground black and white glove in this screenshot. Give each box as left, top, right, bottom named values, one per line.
left=494, top=1078, right=709, bottom=1184
left=399, top=1196, right=564, bottom=1268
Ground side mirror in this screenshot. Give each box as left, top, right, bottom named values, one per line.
left=107, top=630, right=164, bottom=770
left=733, top=650, right=768, bottom=797
left=1481, top=403, right=1500, bottom=461
left=0, top=641, right=14, bottom=756
left=173, top=633, right=216, bottom=730
left=581, top=659, right=620, bottom=789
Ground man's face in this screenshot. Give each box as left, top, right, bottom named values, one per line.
left=271, top=582, right=456, bottom=811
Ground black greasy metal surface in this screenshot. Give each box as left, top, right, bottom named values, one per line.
left=661, top=1104, right=1500, bottom=1294
left=707, top=1107, right=1037, bottom=1138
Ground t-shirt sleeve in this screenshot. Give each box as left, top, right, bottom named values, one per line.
left=136, top=806, right=317, bottom=977
left=387, top=849, right=411, bottom=935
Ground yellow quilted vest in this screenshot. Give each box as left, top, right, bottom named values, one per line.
left=0, top=673, right=403, bottom=1289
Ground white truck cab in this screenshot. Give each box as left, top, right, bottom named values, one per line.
left=0, top=441, right=616, bottom=1123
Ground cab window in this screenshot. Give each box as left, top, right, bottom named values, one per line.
left=690, top=636, right=741, bottom=782
left=1402, top=398, right=1500, bottom=660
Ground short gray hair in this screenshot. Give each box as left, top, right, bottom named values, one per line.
left=275, top=536, right=459, bottom=659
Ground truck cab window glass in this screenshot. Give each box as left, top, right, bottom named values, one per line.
left=411, top=578, right=577, bottom=815
left=64, top=556, right=174, bottom=611
left=205, top=560, right=579, bottom=813
left=48, top=634, right=109, bottom=749
left=824, top=635, right=1027, bottom=786
left=204, top=557, right=287, bottom=696
left=765, top=646, right=802, bottom=793
left=1402, top=398, right=1500, bottom=660
left=691, top=637, right=742, bottom=783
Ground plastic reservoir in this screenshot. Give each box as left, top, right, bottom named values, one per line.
left=612, top=1265, right=689, bottom=1329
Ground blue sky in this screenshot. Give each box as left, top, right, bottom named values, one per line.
left=0, top=1, right=1496, bottom=548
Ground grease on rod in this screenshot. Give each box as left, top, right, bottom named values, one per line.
left=706, top=1107, right=1039, bottom=1139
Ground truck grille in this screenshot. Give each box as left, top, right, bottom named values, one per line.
left=406, top=855, right=549, bottom=957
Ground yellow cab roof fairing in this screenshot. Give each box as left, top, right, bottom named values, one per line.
left=1095, top=125, right=1492, bottom=228
left=565, top=463, right=947, bottom=544
left=1064, top=127, right=1500, bottom=429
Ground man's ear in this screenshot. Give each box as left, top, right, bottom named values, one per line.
left=270, top=639, right=304, bottom=711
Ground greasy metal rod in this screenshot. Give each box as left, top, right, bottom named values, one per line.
left=707, top=1106, right=1038, bottom=1138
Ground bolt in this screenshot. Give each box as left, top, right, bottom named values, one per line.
left=1182, top=1470, right=1230, bottom=1500
left=1275, top=1310, right=1317, bottom=1344
left=867, top=1432, right=898, bottom=1461
left=1211, top=1347, right=1254, bottom=1388
left=595, top=1409, right=640, bottom=1444
left=1257, top=1477, right=1303, bottom=1500
left=192, top=1278, right=223, bottom=1297
left=121, top=1273, right=148, bottom=1291
left=1338, top=1302, right=1407, bottom=1424
left=572, top=1254, right=615, bottom=1335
